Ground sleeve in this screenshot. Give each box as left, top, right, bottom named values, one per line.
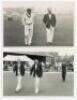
left=40, top=64, right=43, bottom=73
left=53, top=14, right=56, bottom=27
left=30, top=65, right=34, bottom=75
left=22, top=14, right=26, bottom=25
left=41, top=64, right=43, bottom=72
left=31, top=13, right=34, bottom=25
left=22, top=65, right=25, bottom=75
left=40, top=64, right=43, bottom=76
left=43, top=14, right=46, bottom=24
left=13, top=65, right=16, bottom=72
left=23, top=65, right=25, bottom=71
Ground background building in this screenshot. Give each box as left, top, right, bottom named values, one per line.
left=3, top=52, right=74, bottom=72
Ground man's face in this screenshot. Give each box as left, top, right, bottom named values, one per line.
left=48, top=9, right=52, bottom=14
left=27, top=9, right=31, bottom=15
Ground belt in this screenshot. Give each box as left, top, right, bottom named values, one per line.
left=25, top=23, right=32, bottom=25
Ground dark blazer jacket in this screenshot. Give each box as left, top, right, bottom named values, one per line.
left=30, top=63, right=43, bottom=78
left=62, top=63, right=66, bottom=74
left=43, top=13, right=56, bottom=28
left=13, top=63, right=25, bottom=76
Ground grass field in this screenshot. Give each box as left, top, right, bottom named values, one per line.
left=3, top=14, right=74, bottom=46
left=3, top=72, right=74, bottom=96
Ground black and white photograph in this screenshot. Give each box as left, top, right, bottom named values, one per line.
left=3, top=1, right=74, bottom=46
left=3, top=48, right=74, bottom=96
left=0, top=0, right=76, bottom=99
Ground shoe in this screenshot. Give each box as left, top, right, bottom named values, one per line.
left=25, top=43, right=28, bottom=46
left=15, top=89, right=20, bottom=93
left=15, top=87, right=22, bottom=93
left=28, top=43, right=32, bottom=46
left=47, top=42, right=52, bottom=46
left=35, top=89, right=39, bottom=94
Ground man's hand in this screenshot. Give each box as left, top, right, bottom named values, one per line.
left=50, top=26, right=54, bottom=31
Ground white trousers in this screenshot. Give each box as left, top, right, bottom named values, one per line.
left=24, top=25, right=33, bottom=45
left=34, top=76, right=40, bottom=94
left=16, top=75, right=22, bottom=92
left=46, top=26, right=54, bottom=43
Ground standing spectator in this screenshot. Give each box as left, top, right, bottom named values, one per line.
left=62, top=61, right=67, bottom=82
left=13, top=59, right=25, bottom=92
left=30, top=59, right=43, bottom=94
left=22, top=8, right=34, bottom=46
left=43, top=8, right=56, bottom=45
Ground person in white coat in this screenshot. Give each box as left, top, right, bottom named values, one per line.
left=22, top=8, right=33, bottom=46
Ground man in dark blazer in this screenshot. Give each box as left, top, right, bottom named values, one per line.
left=62, top=61, right=67, bottom=82
left=43, top=8, right=56, bottom=45
left=13, top=59, right=25, bottom=92
left=30, top=59, right=43, bottom=94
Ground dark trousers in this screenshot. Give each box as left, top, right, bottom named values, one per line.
left=62, top=72, right=66, bottom=81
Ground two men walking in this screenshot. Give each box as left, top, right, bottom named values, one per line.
left=13, top=59, right=43, bottom=94
left=13, top=58, right=67, bottom=94
left=22, top=8, right=56, bottom=46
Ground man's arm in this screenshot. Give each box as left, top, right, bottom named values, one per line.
left=43, top=14, right=47, bottom=25
left=53, top=14, right=56, bottom=27
left=13, top=65, right=16, bottom=72
left=30, top=65, right=34, bottom=75
left=22, top=14, right=26, bottom=25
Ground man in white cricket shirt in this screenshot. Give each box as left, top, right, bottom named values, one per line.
left=22, top=8, right=33, bottom=46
